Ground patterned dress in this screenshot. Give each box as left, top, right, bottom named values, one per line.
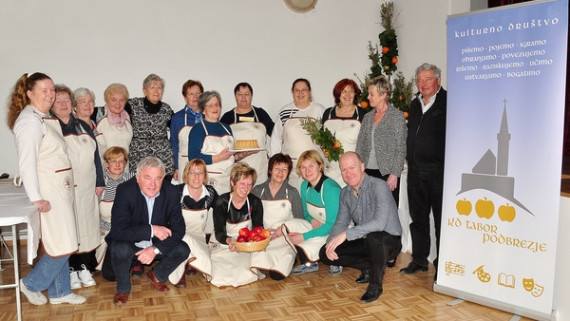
left=128, top=97, right=174, bottom=174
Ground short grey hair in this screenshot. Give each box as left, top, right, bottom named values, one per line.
left=415, top=63, right=441, bottom=79
left=198, top=91, right=222, bottom=113
left=73, top=87, right=95, bottom=106
left=143, top=73, right=164, bottom=89
left=136, top=156, right=166, bottom=177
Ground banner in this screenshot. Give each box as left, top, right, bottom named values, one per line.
left=435, top=1, right=568, bottom=320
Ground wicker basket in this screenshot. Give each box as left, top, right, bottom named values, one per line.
left=234, top=237, right=270, bottom=252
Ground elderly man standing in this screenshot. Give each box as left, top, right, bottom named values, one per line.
left=399, top=63, right=446, bottom=279
left=103, top=156, right=189, bottom=306
left=319, top=152, right=402, bottom=303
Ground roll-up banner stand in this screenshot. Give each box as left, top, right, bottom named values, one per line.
left=436, top=1, right=568, bottom=320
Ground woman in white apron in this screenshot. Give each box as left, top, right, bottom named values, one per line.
left=9, top=73, right=85, bottom=305
left=188, top=91, right=253, bottom=220
left=286, top=150, right=342, bottom=276
left=52, top=85, right=105, bottom=288
left=168, top=159, right=218, bottom=287
left=96, top=83, right=133, bottom=168
left=220, top=82, right=274, bottom=184
left=73, top=87, right=107, bottom=162
left=250, top=153, right=304, bottom=280
left=209, top=163, right=264, bottom=287
left=170, top=80, right=203, bottom=183
left=270, top=79, right=326, bottom=192
left=95, top=146, right=134, bottom=271
left=322, top=79, right=367, bottom=187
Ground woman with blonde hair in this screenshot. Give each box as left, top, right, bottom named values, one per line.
left=286, top=149, right=342, bottom=275
left=96, top=83, right=133, bottom=156
left=209, top=162, right=264, bottom=287
left=168, top=158, right=218, bottom=288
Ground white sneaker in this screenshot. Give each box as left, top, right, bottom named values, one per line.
left=49, top=293, right=86, bottom=305
left=78, top=264, right=96, bottom=287
left=70, top=269, right=81, bottom=289
left=19, top=279, right=47, bottom=305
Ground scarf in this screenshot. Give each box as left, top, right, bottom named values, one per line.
left=104, top=104, right=130, bottom=129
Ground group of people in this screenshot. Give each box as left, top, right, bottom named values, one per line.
left=7, top=61, right=446, bottom=306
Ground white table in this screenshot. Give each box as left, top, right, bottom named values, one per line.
left=0, top=183, right=41, bottom=321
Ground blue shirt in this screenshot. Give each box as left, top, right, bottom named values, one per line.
left=187, top=120, right=233, bottom=164
left=170, top=106, right=203, bottom=169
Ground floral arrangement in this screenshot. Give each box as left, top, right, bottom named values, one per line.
left=300, top=117, right=344, bottom=162
left=379, top=1, right=398, bottom=76
left=390, top=71, right=414, bottom=115
left=355, top=1, right=414, bottom=118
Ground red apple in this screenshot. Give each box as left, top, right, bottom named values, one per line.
left=239, top=227, right=249, bottom=237
left=252, top=226, right=263, bottom=234
left=237, top=235, right=247, bottom=243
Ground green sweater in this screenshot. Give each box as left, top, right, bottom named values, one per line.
left=300, top=176, right=341, bottom=240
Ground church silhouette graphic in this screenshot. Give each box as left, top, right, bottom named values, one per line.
left=456, top=99, right=533, bottom=215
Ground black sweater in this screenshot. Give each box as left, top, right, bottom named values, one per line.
left=406, top=88, right=447, bottom=173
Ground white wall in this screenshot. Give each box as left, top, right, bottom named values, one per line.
left=0, top=0, right=472, bottom=176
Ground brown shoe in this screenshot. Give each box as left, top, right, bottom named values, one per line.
left=113, top=292, right=129, bottom=306
left=174, top=274, right=186, bottom=288
left=185, top=263, right=197, bottom=276
left=146, top=269, right=169, bottom=292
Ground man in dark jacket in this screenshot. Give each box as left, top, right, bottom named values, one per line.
left=104, top=156, right=189, bottom=305
left=400, top=63, right=446, bottom=279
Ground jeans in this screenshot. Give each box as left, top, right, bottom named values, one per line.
left=319, top=231, right=401, bottom=288
left=107, top=240, right=190, bottom=293
left=22, top=254, right=71, bottom=299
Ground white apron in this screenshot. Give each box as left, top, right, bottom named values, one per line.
left=97, top=117, right=133, bottom=171
left=282, top=117, right=321, bottom=191
left=37, top=118, right=78, bottom=256
left=64, top=132, right=100, bottom=253
left=168, top=207, right=211, bottom=283
left=96, top=117, right=133, bottom=153
left=95, top=200, right=113, bottom=270
left=201, top=121, right=234, bottom=195
left=176, top=123, right=193, bottom=184
left=229, top=109, right=268, bottom=184
left=209, top=197, right=258, bottom=287
left=323, top=117, right=362, bottom=187
left=250, top=190, right=297, bottom=277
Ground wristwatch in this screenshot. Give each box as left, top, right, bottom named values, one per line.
left=152, top=246, right=161, bottom=255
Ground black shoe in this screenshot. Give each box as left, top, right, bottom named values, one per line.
left=360, top=285, right=383, bottom=303
left=355, top=270, right=370, bottom=284
left=399, top=262, right=428, bottom=275
left=131, top=264, right=144, bottom=277
left=386, top=256, right=397, bottom=268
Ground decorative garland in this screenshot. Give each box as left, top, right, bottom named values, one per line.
left=356, top=1, right=414, bottom=117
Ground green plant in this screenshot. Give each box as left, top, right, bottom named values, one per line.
left=300, top=117, right=344, bottom=162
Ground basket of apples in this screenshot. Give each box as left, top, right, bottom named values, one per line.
left=234, top=226, right=271, bottom=252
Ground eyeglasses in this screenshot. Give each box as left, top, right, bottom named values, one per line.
left=189, top=171, right=205, bottom=176
left=108, top=159, right=126, bottom=164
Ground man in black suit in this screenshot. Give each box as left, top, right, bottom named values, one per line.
left=103, top=156, right=189, bottom=306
